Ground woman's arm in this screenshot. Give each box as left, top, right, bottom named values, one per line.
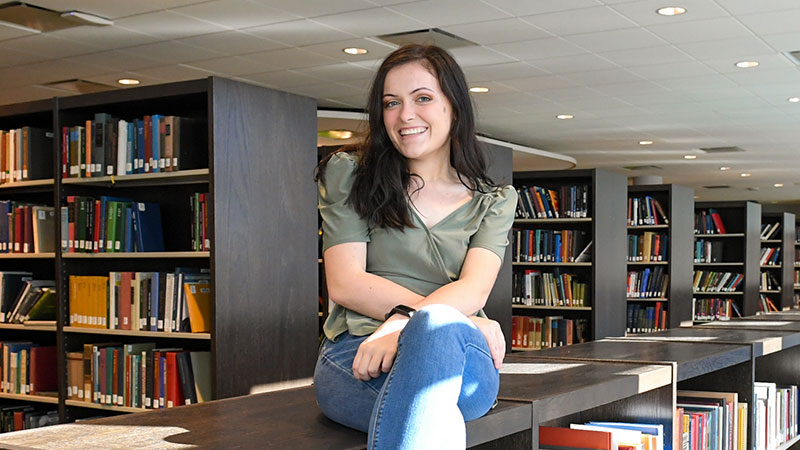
left=325, top=244, right=501, bottom=321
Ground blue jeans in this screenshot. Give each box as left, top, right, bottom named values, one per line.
left=314, top=304, right=500, bottom=450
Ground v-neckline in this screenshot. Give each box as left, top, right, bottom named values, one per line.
left=410, top=195, right=477, bottom=231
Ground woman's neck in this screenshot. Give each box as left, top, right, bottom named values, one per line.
left=408, top=154, right=457, bottom=184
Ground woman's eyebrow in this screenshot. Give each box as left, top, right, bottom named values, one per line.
left=383, top=87, right=433, bottom=98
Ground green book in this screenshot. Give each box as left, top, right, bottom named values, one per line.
left=106, top=201, right=118, bottom=253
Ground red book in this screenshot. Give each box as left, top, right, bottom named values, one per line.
left=654, top=302, right=663, bottom=330
left=14, top=206, right=23, bottom=253
left=66, top=196, right=77, bottom=253
left=166, top=351, right=185, bottom=408
left=23, top=205, right=32, bottom=253
left=30, top=346, right=57, bottom=394
left=153, top=350, right=161, bottom=408
left=539, top=426, right=612, bottom=450
left=143, top=116, right=152, bottom=173
left=119, top=272, right=132, bottom=330
left=710, top=211, right=727, bottom=234
left=13, top=411, right=23, bottom=431
left=112, top=348, right=119, bottom=405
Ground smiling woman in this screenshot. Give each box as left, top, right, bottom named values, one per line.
left=313, top=44, right=517, bottom=450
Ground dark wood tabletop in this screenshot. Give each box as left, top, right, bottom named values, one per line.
left=620, top=327, right=800, bottom=356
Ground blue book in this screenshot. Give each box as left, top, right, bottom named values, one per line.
left=126, top=121, right=135, bottom=175
left=132, top=202, right=165, bottom=252
left=150, top=115, right=162, bottom=173
left=150, top=272, right=160, bottom=332
left=640, top=268, right=650, bottom=298
left=554, top=233, right=562, bottom=263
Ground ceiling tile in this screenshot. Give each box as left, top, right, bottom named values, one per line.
left=119, top=41, right=224, bottom=64
left=246, top=47, right=340, bottom=70
left=653, top=74, right=739, bottom=91
left=677, top=37, right=775, bottom=61
left=738, top=9, right=800, bottom=36
left=116, top=10, right=228, bottom=40
left=598, top=46, right=694, bottom=68
left=251, top=0, right=376, bottom=18
left=647, top=17, right=753, bottom=44
left=178, top=30, right=286, bottom=55
left=521, top=6, right=636, bottom=37
left=244, top=19, right=355, bottom=48
left=609, top=0, right=730, bottom=26
left=172, top=0, right=298, bottom=29
left=498, top=75, right=576, bottom=92
left=239, top=69, right=328, bottom=88
left=528, top=54, right=619, bottom=74
left=299, top=38, right=395, bottom=62
left=30, top=0, right=211, bottom=19
left=130, top=64, right=213, bottom=82
left=443, top=18, right=551, bottom=45
left=565, top=28, right=666, bottom=52
left=183, top=55, right=274, bottom=76
left=0, top=48, right=47, bottom=68
left=22, top=59, right=111, bottom=86
left=702, top=53, right=797, bottom=74
left=627, top=61, right=716, bottom=80
left=82, top=71, right=162, bottom=87
left=292, top=63, right=375, bottom=83
left=481, top=0, right=602, bottom=16
left=724, top=67, right=800, bottom=87
left=561, top=68, right=645, bottom=86
left=0, top=66, right=40, bottom=89
left=490, top=38, right=587, bottom=61
left=385, top=0, right=511, bottom=28
left=310, top=8, right=428, bottom=37
left=759, top=32, right=800, bottom=54
left=715, top=0, right=800, bottom=16
left=0, top=22, right=38, bottom=41
left=0, top=85, right=67, bottom=106
left=49, top=25, right=160, bottom=51
left=590, top=81, right=669, bottom=96
left=0, top=34, right=99, bottom=59
left=449, top=46, right=516, bottom=67
left=464, top=62, right=548, bottom=82
left=70, top=50, right=162, bottom=71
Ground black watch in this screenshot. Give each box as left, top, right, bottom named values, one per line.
left=385, top=305, right=416, bottom=321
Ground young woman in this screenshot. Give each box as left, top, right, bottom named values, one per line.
left=314, top=44, right=517, bottom=450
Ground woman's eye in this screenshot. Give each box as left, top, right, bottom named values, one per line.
left=384, top=100, right=399, bottom=108
left=417, top=95, right=432, bottom=103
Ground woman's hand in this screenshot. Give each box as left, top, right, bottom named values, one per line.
left=352, top=317, right=408, bottom=381
left=469, top=316, right=506, bottom=369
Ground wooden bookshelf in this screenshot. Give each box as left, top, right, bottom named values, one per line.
left=64, top=400, right=146, bottom=414
left=626, top=184, right=694, bottom=334
left=0, top=392, right=59, bottom=405
left=0, top=78, right=318, bottom=425
left=694, top=201, right=761, bottom=320
left=511, top=169, right=626, bottom=344
left=0, top=323, right=57, bottom=332
left=761, top=212, right=795, bottom=310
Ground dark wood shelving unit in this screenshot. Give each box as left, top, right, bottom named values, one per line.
left=761, top=212, right=795, bottom=310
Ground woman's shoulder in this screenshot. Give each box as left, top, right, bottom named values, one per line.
left=476, top=183, right=517, bottom=204
left=319, top=151, right=360, bottom=187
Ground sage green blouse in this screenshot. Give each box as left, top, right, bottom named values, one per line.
left=319, top=152, right=517, bottom=341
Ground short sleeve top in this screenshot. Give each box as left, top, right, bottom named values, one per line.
left=319, top=151, right=517, bottom=340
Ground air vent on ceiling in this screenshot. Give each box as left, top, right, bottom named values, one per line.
left=0, top=2, right=112, bottom=32
left=376, top=28, right=477, bottom=50
left=40, top=79, right=115, bottom=94
left=786, top=51, right=800, bottom=65
left=623, top=165, right=662, bottom=171
left=698, top=146, right=745, bottom=154
left=703, top=185, right=730, bottom=189
left=747, top=187, right=760, bottom=191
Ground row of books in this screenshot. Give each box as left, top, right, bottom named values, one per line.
left=540, top=421, right=664, bottom=450
left=0, top=202, right=56, bottom=254
left=753, top=382, right=798, bottom=450
left=627, top=196, right=669, bottom=226
left=627, top=232, right=668, bottom=262
left=760, top=271, right=780, bottom=291
left=693, top=271, right=744, bottom=293
left=695, top=209, right=727, bottom=235
left=0, top=273, right=54, bottom=324
left=67, top=345, right=210, bottom=409
left=627, top=267, right=669, bottom=299
left=62, top=196, right=164, bottom=253
left=760, top=222, right=781, bottom=240
left=694, top=239, right=724, bottom=263
left=678, top=390, right=747, bottom=450
left=759, top=294, right=779, bottom=313
left=626, top=302, right=667, bottom=334
left=693, top=297, right=742, bottom=321
left=511, top=229, right=590, bottom=263
left=68, top=270, right=210, bottom=333
left=0, top=127, right=52, bottom=184
left=515, top=184, right=589, bottom=219
left=511, top=315, right=588, bottom=350
left=759, top=247, right=781, bottom=266
left=795, top=270, right=800, bottom=286
left=0, top=405, right=57, bottom=434
left=2, top=280, right=55, bottom=325
left=0, top=343, right=56, bottom=395
left=511, top=269, right=588, bottom=307
left=62, top=114, right=203, bottom=178
left=190, top=192, right=210, bottom=252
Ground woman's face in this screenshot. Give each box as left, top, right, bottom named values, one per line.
left=382, top=61, right=454, bottom=163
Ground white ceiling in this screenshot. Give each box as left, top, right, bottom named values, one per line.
left=1, top=0, right=799, bottom=203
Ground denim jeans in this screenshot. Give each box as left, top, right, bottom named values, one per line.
left=314, top=304, right=500, bottom=450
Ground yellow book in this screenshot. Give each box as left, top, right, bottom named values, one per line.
left=184, top=280, right=211, bottom=333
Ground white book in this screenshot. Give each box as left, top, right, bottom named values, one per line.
left=571, top=423, right=642, bottom=450
left=117, top=120, right=128, bottom=176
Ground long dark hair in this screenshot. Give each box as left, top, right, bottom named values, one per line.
left=319, top=44, right=496, bottom=229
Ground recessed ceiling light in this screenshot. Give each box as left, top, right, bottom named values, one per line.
left=789, top=97, right=800, bottom=103
left=343, top=47, right=368, bottom=55
left=740, top=173, right=751, bottom=177
left=684, top=155, right=697, bottom=159
left=318, top=129, right=354, bottom=140
left=656, top=6, right=687, bottom=16
left=639, top=140, right=653, bottom=145
left=469, top=87, right=489, bottom=93
left=720, top=166, right=731, bottom=171
left=556, top=114, right=574, bottom=120
left=693, top=195, right=700, bottom=199
left=735, top=61, right=759, bottom=68
left=774, top=183, right=784, bottom=188
left=117, top=78, right=140, bottom=86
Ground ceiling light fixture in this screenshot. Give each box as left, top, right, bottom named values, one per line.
left=656, top=6, right=687, bottom=16
left=556, top=114, right=574, bottom=120
left=343, top=47, right=368, bottom=55
left=469, top=87, right=489, bottom=93
left=720, top=166, right=731, bottom=171
left=735, top=61, right=759, bottom=68
left=740, top=173, right=751, bottom=177
left=117, top=78, right=140, bottom=86
left=789, top=97, right=800, bottom=103
left=318, top=129, right=354, bottom=140
left=774, top=183, right=784, bottom=188
left=684, top=155, right=696, bottom=159
left=639, top=140, right=653, bottom=145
